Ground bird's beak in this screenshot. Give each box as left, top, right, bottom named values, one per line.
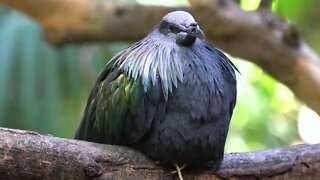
left=186, top=26, right=205, bottom=40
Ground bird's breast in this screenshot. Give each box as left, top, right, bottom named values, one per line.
left=167, top=59, right=227, bottom=120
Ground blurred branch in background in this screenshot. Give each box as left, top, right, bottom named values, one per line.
left=0, top=0, right=181, bottom=45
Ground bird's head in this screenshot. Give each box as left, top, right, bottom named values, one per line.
left=119, top=11, right=207, bottom=99
left=157, top=11, right=205, bottom=46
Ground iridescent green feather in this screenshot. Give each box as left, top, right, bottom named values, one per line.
left=74, top=52, right=160, bottom=145
left=75, top=36, right=184, bottom=145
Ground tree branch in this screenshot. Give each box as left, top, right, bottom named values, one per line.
left=0, top=0, right=182, bottom=44
left=1, top=0, right=320, bottom=115
left=0, top=127, right=319, bottom=179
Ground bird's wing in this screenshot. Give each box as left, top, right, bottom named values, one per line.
left=212, top=46, right=238, bottom=114
left=75, top=51, right=163, bottom=145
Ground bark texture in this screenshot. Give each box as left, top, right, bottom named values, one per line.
left=0, top=127, right=319, bottom=179
left=1, top=0, right=319, bottom=115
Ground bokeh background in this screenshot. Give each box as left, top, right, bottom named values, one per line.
left=0, top=0, right=319, bottom=152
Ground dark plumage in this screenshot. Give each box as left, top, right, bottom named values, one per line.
left=75, top=11, right=238, bottom=170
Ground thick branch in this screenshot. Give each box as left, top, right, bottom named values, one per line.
left=0, top=0, right=182, bottom=44
left=1, top=0, right=320, bottom=115
left=0, top=127, right=319, bottom=179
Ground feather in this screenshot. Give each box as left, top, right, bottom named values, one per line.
left=158, top=46, right=169, bottom=100
left=150, top=49, right=159, bottom=86
left=141, top=49, right=154, bottom=92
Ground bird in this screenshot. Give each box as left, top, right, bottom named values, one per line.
left=75, top=10, right=238, bottom=178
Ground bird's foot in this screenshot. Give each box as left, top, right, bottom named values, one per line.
left=170, top=163, right=187, bottom=180
left=154, top=160, right=160, bottom=165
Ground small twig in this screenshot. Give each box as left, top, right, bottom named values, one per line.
left=258, top=0, right=272, bottom=10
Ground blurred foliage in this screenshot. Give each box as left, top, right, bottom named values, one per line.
left=0, top=0, right=318, bottom=152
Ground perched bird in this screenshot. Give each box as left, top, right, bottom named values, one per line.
left=75, top=10, right=238, bottom=175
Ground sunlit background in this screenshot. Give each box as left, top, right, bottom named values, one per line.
left=0, top=0, right=319, bottom=153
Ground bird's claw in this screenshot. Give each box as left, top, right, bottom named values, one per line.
left=170, top=163, right=186, bottom=180
left=154, top=160, right=160, bottom=165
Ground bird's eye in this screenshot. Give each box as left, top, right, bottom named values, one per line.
left=168, top=24, right=174, bottom=32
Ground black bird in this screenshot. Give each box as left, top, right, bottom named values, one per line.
left=75, top=10, right=238, bottom=175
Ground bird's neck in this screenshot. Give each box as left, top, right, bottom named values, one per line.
left=119, top=40, right=185, bottom=100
